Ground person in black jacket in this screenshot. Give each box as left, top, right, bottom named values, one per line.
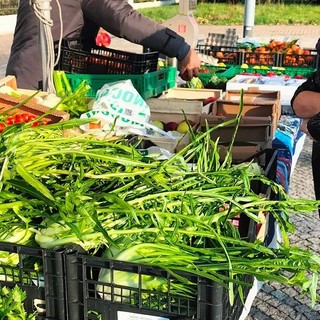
left=291, top=39, right=320, bottom=214
left=6, top=0, right=200, bottom=90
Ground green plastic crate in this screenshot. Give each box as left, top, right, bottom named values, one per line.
left=238, top=66, right=316, bottom=78
left=65, top=67, right=177, bottom=99
left=199, top=65, right=239, bottom=89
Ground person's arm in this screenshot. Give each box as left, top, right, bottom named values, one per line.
left=81, top=0, right=199, bottom=80
left=291, top=70, right=320, bottom=137
left=292, top=91, right=320, bottom=118
left=291, top=70, right=320, bottom=118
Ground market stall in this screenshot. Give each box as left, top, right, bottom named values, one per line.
left=0, top=19, right=319, bottom=320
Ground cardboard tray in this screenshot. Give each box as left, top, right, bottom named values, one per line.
left=0, top=92, right=69, bottom=124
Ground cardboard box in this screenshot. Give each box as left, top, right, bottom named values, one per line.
left=148, top=88, right=222, bottom=114
left=200, top=114, right=273, bottom=147
left=0, top=75, right=69, bottom=125
left=0, top=75, right=17, bottom=90
left=140, top=97, right=203, bottom=153
left=162, top=87, right=222, bottom=100
left=213, top=100, right=278, bottom=118
left=212, top=100, right=279, bottom=138
left=226, top=75, right=306, bottom=105
left=224, top=88, right=281, bottom=120
left=224, top=88, right=280, bottom=104
left=218, top=143, right=262, bottom=163
left=0, top=75, right=48, bottom=101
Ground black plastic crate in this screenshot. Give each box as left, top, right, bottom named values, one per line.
left=232, top=148, right=278, bottom=246
left=55, top=40, right=159, bottom=75
left=277, top=49, right=319, bottom=68
left=239, top=50, right=278, bottom=66
left=63, top=252, right=253, bottom=320
left=56, top=150, right=278, bottom=320
left=196, top=44, right=241, bottom=65
left=0, top=242, right=66, bottom=319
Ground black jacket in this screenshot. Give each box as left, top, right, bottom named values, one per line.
left=6, top=0, right=190, bottom=89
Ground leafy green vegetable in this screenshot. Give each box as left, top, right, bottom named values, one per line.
left=0, top=285, right=37, bottom=319
left=53, top=70, right=90, bottom=117
left=0, top=105, right=320, bottom=307
left=205, top=74, right=228, bottom=89
left=185, top=77, right=204, bottom=89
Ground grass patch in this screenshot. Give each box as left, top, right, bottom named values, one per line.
left=138, top=3, right=320, bottom=25
left=2, top=2, right=320, bottom=25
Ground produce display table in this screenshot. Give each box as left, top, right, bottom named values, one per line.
left=0, top=36, right=316, bottom=317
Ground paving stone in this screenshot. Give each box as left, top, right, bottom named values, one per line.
left=261, top=283, right=276, bottom=294
left=247, top=308, right=273, bottom=320
left=294, top=304, right=320, bottom=320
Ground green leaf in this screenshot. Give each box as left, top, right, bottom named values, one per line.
left=15, top=163, right=54, bottom=201
left=8, top=179, right=56, bottom=208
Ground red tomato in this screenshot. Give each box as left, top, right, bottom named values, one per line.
left=0, top=123, right=5, bottom=133
left=14, top=114, right=24, bottom=124
left=6, top=116, right=14, bottom=125
left=28, top=115, right=37, bottom=122
left=21, top=113, right=30, bottom=122
left=95, top=32, right=111, bottom=47
left=31, top=121, right=40, bottom=127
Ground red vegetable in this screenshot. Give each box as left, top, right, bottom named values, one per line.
left=203, top=97, right=217, bottom=105
left=6, top=116, right=14, bottom=125
left=31, top=121, right=40, bottom=127
left=95, top=32, right=111, bottom=47
left=21, top=113, right=30, bottom=123
left=13, top=114, right=24, bottom=124
left=27, top=115, right=37, bottom=122
left=0, top=123, right=5, bottom=133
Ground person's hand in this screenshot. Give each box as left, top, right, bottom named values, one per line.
left=300, top=118, right=309, bottom=135
left=178, top=48, right=200, bottom=81
left=300, top=118, right=316, bottom=141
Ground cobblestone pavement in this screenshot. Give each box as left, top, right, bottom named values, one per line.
left=247, top=136, right=320, bottom=320
left=0, top=24, right=320, bottom=319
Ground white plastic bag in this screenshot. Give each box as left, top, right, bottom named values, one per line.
left=80, top=80, right=175, bottom=139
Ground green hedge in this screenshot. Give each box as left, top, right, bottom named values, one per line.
left=0, top=0, right=19, bottom=15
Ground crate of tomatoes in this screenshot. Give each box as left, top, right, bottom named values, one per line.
left=0, top=90, right=69, bottom=134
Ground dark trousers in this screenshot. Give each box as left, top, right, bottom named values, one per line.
left=312, top=141, right=320, bottom=216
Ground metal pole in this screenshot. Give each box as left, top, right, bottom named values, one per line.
left=39, top=0, right=52, bottom=91
left=243, top=0, right=256, bottom=38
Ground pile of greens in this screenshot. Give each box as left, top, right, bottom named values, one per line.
left=0, top=112, right=319, bottom=308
